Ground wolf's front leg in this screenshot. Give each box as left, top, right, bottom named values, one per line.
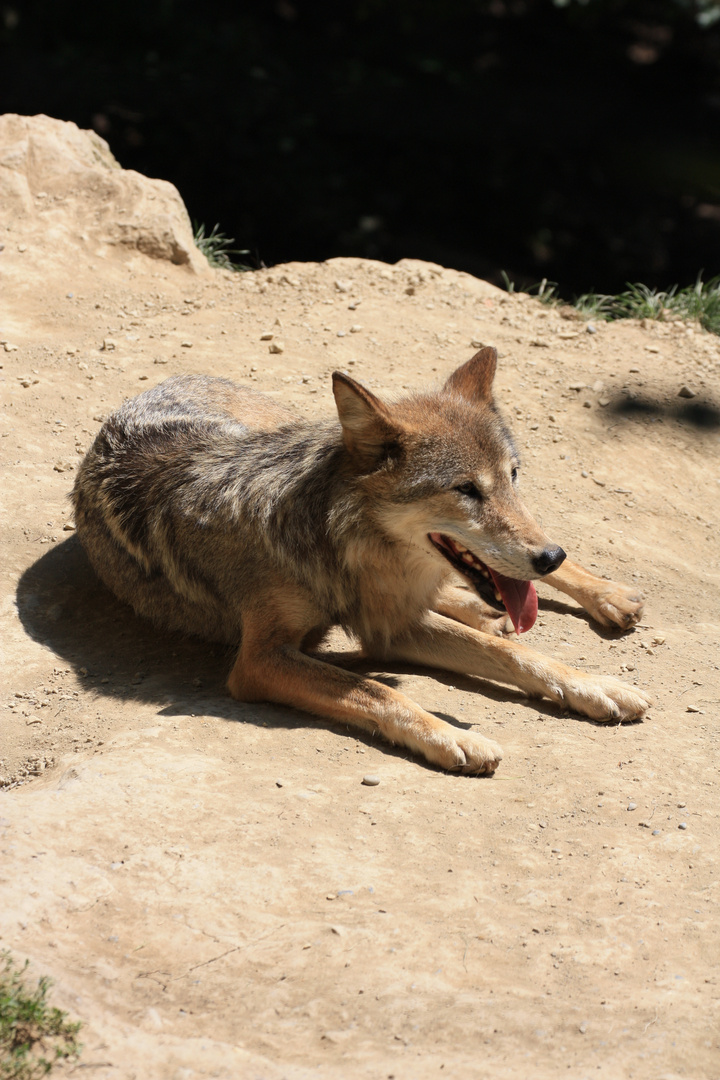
left=386, top=612, right=651, bottom=721
left=433, top=578, right=515, bottom=637
left=228, top=615, right=503, bottom=774
left=545, top=559, right=644, bottom=630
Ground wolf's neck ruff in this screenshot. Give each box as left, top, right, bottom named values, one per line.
left=428, top=532, right=538, bottom=634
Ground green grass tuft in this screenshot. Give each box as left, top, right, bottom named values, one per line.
left=1, top=953, right=81, bottom=1079
left=193, top=222, right=252, bottom=271
left=501, top=272, right=720, bottom=335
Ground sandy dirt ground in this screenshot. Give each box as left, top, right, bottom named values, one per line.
left=1, top=119, right=720, bottom=1079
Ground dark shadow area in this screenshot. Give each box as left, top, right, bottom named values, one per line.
left=607, top=393, right=720, bottom=429
left=2, top=0, right=720, bottom=294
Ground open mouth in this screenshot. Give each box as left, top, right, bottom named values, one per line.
left=428, top=532, right=538, bottom=634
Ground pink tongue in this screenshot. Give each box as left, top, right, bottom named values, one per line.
left=487, top=568, right=538, bottom=634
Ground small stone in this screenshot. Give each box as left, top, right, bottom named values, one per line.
left=275, top=779, right=283, bottom=787
left=598, top=397, right=611, bottom=407
left=538, top=821, right=547, bottom=829
left=362, top=775, right=380, bottom=786
left=652, top=829, right=661, bottom=836
left=677, top=801, right=686, bottom=808
left=269, top=342, right=284, bottom=353
left=260, top=332, right=274, bottom=341
left=579, top=1022, right=588, bottom=1034
left=652, top=636, right=666, bottom=645
left=3, top=342, right=18, bottom=352
left=101, top=339, right=116, bottom=351
left=336, top=330, right=346, bottom=337
left=582, top=400, right=592, bottom=408
left=678, top=385, right=696, bottom=398
left=181, top=341, right=193, bottom=348
left=627, top=803, right=637, bottom=811
left=581, top=470, right=589, bottom=477
left=350, top=324, right=363, bottom=333
left=678, top=822, right=688, bottom=830
left=62, top=523, right=75, bottom=531
left=551, top=847, right=561, bottom=853
left=470, top=338, right=484, bottom=348
left=586, top=324, right=597, bottom=334
left=568, top=382, right=585, bottom=391
left=154, top=356, right=169, bottom=364
left=334, top=279, right=352, bottom=293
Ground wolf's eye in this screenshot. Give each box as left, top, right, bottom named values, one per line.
left=455, top=481, right=482, bottom=500
left=511, top=466, right=519, bottom=483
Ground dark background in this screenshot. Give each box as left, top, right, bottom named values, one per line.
left=3, top=0, right=720, bottom=294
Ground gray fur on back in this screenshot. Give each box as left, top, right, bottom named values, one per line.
left=73, top=375, right=366, bottom=645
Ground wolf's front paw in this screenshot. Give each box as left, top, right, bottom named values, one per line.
left=551, top=674, right=652, bottom=722
left=427, top=728, right=503, bottom=775
left=583, top=581, right=644, bottom=630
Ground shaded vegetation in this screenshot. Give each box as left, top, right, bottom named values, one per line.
left=2, top=0, right=720, bottom=291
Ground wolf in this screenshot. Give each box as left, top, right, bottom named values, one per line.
left=72, top=346, right=651, bottom=773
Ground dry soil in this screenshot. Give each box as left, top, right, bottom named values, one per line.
left=1, top=128, right=720, bottom=1080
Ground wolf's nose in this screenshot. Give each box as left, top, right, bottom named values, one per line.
left=533, top=545, right=566, bottom=576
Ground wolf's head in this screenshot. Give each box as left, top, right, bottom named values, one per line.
left=332, top=347, right=565, bottom=633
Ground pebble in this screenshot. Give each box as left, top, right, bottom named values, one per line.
left=362, top=775, right=380, bottom=786
left=586, top=323, right=597, bottom=334
left=583, top=399, right=592, bottom=408
left=275, top=779, right=283, bottom=788
left=678, top=385, right=696, bottom=398
left=260, top=332, right=274, bottom=341
left=181, top=341, right=193, bottom=348
left=269, top=342, right=284, bottom=353
left=652, top=829, right=661, bottom=836
left=678, top=823, right=688, bottom=830
left=627, top=803, right=637, bottom=811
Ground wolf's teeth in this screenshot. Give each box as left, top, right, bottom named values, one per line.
left=461, top=552, right=474, bottom=564
left=481, top=568, right=490, bottom=578
left=494, top=589, right=502, bottom=601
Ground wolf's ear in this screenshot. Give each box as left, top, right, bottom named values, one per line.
left=444, top=346, right=498, bottom=403
left=332, top=372, right=399, bottom=462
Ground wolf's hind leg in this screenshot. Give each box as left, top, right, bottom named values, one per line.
left=227, top=605, right=503, bottom=774
left=544, top=559, right=644, bottom=629
left=385, top=611, right=652, bottom=721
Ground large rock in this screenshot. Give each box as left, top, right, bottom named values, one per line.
left=0, top=113, right=209, bottom=273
